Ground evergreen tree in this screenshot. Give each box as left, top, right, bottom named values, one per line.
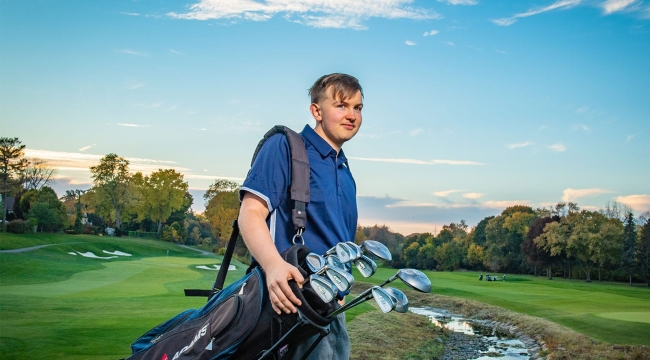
left=637, top=219, right=650, bottom=287
left=621, top=212, right=637, bottom=285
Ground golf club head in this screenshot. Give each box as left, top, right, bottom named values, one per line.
left=309, top=274, right=337, bottom=303
left=324, top=265, right=355, bottom=292
left=334, top=243, right=353, bottom=263
left=352, top=255, right=377, bottom=278
left=345, top=242, right=362, bottom=260
left=305, top=253, right=326, bottom=273
left=396, top=269, right=431, bottom=293
left=371, top=286, right=396, bottom=313
left=385, top=288, right=409, bottom=313
left=361, top=240, right=392, bottom=261
left=326, top=254, right=345, bottom=269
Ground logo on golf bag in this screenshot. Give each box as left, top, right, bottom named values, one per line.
left=171, top=324, right=208, bottom=360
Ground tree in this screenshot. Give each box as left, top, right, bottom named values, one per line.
left=0, top=137, right=29, bottom=231
left=204, top=180, right=240, bottom=244
left=132, top=169, right=189, bottom=235
left=637, top=219, right=650, bottom=287
left=203, top=179, right=240, bottom=205
left=62, top=190, right=86, bottom=234
left=523, top=216, right=559, bottom=277
left=25, top=187, right=67, bottom=232
left=89, top=154, right=131, bottom=229
left=21, top=159, right=56, bottom=190
left=621, top=212, right=637, bottom=285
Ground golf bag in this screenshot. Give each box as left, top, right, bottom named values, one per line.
left=126, top=126, right=339, bottom=360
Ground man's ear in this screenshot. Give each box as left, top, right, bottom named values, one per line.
left=309, top=103, right=322, bottom=121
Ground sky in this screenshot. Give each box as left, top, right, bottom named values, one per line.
left=1, top=0, right=649, bottom=235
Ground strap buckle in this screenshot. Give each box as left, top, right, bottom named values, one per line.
left=292, top=228, right=305, bottom=245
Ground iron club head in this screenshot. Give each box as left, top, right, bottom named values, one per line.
left=384, top=288, right=409, bottom=313
left=317, top=265, right=355, bottom=292
left=309, top=274, right=337, bottom=303
left=305, top=253, right=326, bottom=273
left=392, top=268, right=431, bottom=293
left=352, top=255, right=377, bottom=278
left=371, top=286, right=396, bottom=313
left=361, top=240, right=392, bottom=261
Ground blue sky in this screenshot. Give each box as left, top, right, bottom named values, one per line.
left=1, top=0, right=648, bottom=234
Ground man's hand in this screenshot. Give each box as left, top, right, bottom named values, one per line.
left=265, top=258, right=305, bottom=314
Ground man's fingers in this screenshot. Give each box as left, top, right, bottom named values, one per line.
left=279, top=281, right=302, bottom=308
left=269, top=283, right=297, bottom=314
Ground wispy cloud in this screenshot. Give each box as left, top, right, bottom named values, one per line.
left=119, top=49, right=148, bottom=56
left=506, top=141, right=534, bottom=149
left=438, top=0, right=478, bottom=5
left=170, top=49, right=184, bottom=55
left=127, top=80, right=144, bottom=90
left=463, top=192, right=485, bottom=199
left=117, top=123, right=151, bottom=127
left=602, top=0, right=638, bottom=14
left=23, top=149, right=187, bottom=174
left=572, top=124, right=590, bottom=132
left=494, top=49, right=507, bottom=54
left=168, top=0, right=442, bottom=30
left=409, top=128, right=424, bottom=136
left=121, top=12, right=141, bottom=16
left=549, top=143, right=566, bottom=152
left=562, top=188, right=612, bottom=202
left=383, top=198, right=527, bottom=210
left=423, top=30, right=439, bottom=36
left=616, top=194, right=650, bottom=212
left=492, top=0, right=581, bottom=26
left=575, top=105, right=590, bottom=114
left=443, top=41, right=455, bottom=46
left=350, top=157, right=485, bottom=166
left=405, top=40, right=417, bottom=46
left=434, top=189, right=464, bottom=197
left=78, top=144, right=96, bottom=152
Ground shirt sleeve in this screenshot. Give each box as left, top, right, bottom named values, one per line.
left=239, top=134, right=291, bottom=212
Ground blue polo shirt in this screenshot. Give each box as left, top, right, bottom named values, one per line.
left=240, top=124, right=358, bottom=255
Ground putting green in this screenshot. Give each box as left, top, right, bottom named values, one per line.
left=596, top=312, right=650, bottom=324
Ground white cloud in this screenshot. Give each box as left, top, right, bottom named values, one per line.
left=494, top=49, right=507, bottom=54
left=183, top=174, right=245, bottom=181
left=616, top=194, right=650, bottom=212
left=168, top=0, right=442, bottom=30
left=78, top=144, right=96, bottom=152
left=23, top=149, right=187, bottom=175
left=127, top=80, right=144, bottom=90
left=117, top=123, right=151, bottom=127
left=491, top=0, right=581, bottom=26
left=482, top=200, right=530, bottom=209
left=626, top=134, right=635, bottom=142
left=434, top=189, right=464, bottom=197
left=463, top=192, right=485, bottom=199
left=549, top=143, right=566, bottom=152
left=602, top=0, right=638, bottom=14
left=506, top=141, right=534, bottom=149
left=423, top=30, right=439, bottom=36
left=350, top=157, right=485, bottom=166
left=121, top=12, right=140, bottom=16
left=572, top=124, right=590, bottom=132
left=575, top=105, right=590, bottom=114
left=443, top=41, right=455, bottom=46
left=409, top=128, right=424, bottom=136
left=561, top=188, right=612, bottom=202
left=119, top=49, right=148, bottom=56
left=170, top=49, right=184, bottom=55
left=437, top=0, right=478, bottom=5
left=405, top=40, right=417, bottom=46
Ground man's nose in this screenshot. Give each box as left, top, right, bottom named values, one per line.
left=345, top=107, right=356, bottom=121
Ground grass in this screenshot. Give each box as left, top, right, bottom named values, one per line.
left=2, top=233, right=650, bottom=359
left=353, top=267, right=650, bottom=346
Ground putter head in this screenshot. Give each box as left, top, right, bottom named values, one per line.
left=305, top=253, right=326, bottom=273
left=324, top=265, right=355, bottom=292
left=309, top=274, right=337, bottom=303
left=385, top=288, right=409, bottom=313
left=371, top=286, right=396, bottom=313
left=361, top=240, right=392, bottom=261
left=396, top=269, right=431, bottom=293
left=345, top=242, right=362, bottom=260
left=352, top=255, right=377, bottom=278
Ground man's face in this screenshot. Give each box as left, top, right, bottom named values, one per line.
left=311, top=88, right=363, bottom=152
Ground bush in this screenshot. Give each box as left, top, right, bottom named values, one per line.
left=7, top=220, right=27, bottom=234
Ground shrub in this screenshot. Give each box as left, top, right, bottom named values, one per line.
left=7, top=220, right=27, bottom=234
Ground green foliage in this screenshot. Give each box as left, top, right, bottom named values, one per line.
left=637, top=220, right=650, bottom=286
left=1, top=137, right=29, bottom=231
left=621, top=212, right=637, bottom=284
left=89, top=154, right=132, bottom=229
left=204, top=182, right=240, bottom=244
left=132, top=169, right=189, bottom=234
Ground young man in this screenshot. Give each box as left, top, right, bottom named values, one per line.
left=238, top=73, right=363, bottom=359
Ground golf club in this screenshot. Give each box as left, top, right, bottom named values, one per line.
left=361, top=240, right=392, bottom=261
left=305, top=253, right=326, bottom=273
left=307, top=274, right=337, bottom=303
left=384, top=287, right=408, bottom=313
left=324, top=243, right=353, bottom=263
left=315, top=265, right=355, bottom=292
left=328, top=286, right=395, bottom=318
left=344, top=242, right=362, bottom=260
left=352, top=255, right=377, bottom=278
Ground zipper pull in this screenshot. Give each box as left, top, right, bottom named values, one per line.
left=238, top=282, right=247, bottom=295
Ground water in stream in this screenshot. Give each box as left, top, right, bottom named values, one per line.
left=411, top=307, right=530, bottom=360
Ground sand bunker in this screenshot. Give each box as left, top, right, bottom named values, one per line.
left=196, top=265, right=237, bottom=271
left=75, top=251, right=118, bottom=259
left=68, top=252, right=77, bottom=255
left=103, top=250, right=132, bottom=256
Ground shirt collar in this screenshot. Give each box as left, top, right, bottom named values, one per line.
left=301, top=124, right=338, bottom=158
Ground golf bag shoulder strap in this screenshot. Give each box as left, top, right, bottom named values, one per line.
left=251, top=125, right=310, bottom=232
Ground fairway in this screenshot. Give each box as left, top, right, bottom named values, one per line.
left=2, top=233, right=650, bottom=360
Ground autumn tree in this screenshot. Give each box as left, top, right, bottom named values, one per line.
left=0, top=137, right=29, bottom=231
left=523, top=216, right=560, bottom=277
left=204, top=179, right=241, bottom=245
left=132, top=169, right=189, bottom=235
left=22, top=159, right=56, bottom=190
left=62, top=190, right=86, bottom=234
left=89, top=154, right=131, bottom=229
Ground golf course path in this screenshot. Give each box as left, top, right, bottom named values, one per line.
left=0, top=242, right=82, bottom=253
left=177, top=244, right=216, bottom=257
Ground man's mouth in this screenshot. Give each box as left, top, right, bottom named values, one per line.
left=342, top=124, right=354, bottom=130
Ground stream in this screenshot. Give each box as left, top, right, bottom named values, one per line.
left=411, top=307, right=539, bottom=360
